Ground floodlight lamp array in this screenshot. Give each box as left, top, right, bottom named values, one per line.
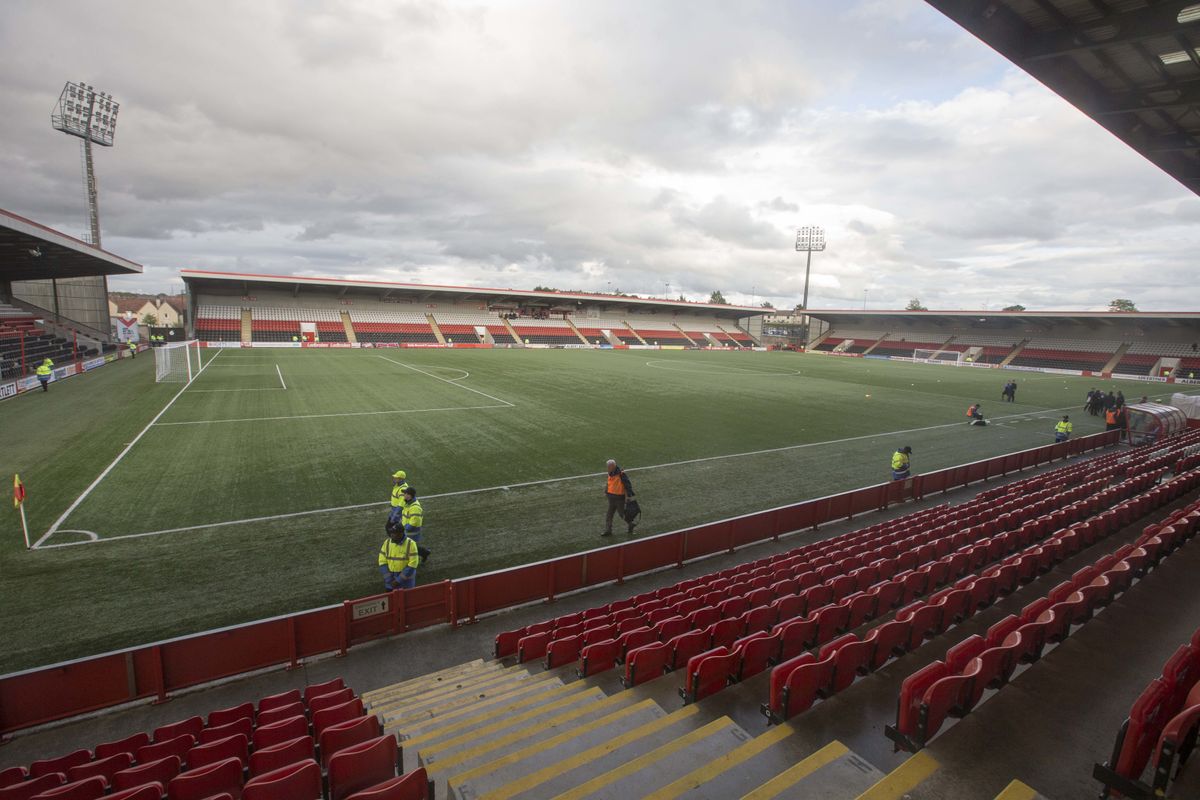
left=795, top=226, right=826, bottom=252
left=51, top=81, right=120, bottom=146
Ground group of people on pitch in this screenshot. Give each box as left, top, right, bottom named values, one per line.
left=376, top=459, right=644, bottom=591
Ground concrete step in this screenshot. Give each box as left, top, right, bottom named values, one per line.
left=853, top=751, right=940, bottom=800
left=363, top=659, right=496, bottom=705
left=546, top=715, right=752, bottom=800
left=424, top=692, right=640, bottom=782
left=637, top=722, right=800, bottom=799
left=992, top=780, right=1051, bottom=800
left=400, top=683, right=600, bottom=773
left=367, top=661, right=512, bottom=711
left=737, top=741, right=885, bottom=800
left=380, top=670, right=558, bottom=729
left=397, top=679, right=586, bottom=745
left=446, top=699, right=680, bottom=799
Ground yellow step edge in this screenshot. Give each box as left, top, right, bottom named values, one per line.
left=855, top=751, right=940, bottom=800
left=475, top=704, right=702, bottom=800
left=740, top=740, right=849, bottom=800
left=370, top=664, right=516, bottom=711
left=994, top=779, right=1039, bottom=800
left=362, top=659, right=488, bottom=702
left=443, top=696, right=656, bottom=782
left=392, top=679, right=576, bottom=743
left=552, top=716, right=736, bottom=800
left=378, top=671, right=543, bottom=720
left=366, top=664, right=507, bottom=708
left=365, top=660, right=510, bottom=702
left=644, top=723, right=796, bottom=800
left=428, top=691, right=637, bottom=775
left=407, top=685, right=600, bottom=751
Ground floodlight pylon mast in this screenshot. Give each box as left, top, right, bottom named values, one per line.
left=795, top=226, right=826, bottom=312
left=52, top=82, right=120, bottom=247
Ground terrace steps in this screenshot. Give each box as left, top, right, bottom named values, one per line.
left=997, top=339, right=1029, bottom=367
left=340, top=310, right=357, bottom=343
left=427, top=314, right=447, bottom=345
left=1101, top=342, right=1131, bottom=374
left=622, top=321, right=648, bottom=346
left=564, top=317, right=591, bottom=345
left=501, top=317, right=522, bottom=345
left=861, top=333, right=890, bottom=355
left=240, top=309, right=252, bottom=345
left=674, top=323, right=699, bottom=346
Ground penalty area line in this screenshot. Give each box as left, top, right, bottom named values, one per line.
left=376, top=356, right=514, bottom=407
left=31, top=348, right=224, bottom=549
left=34, top=396, right=1104, bottom=550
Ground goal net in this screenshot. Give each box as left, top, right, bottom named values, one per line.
left=155, top=340, right=202, bottom=383
left=913, top=348, right=963, bottom=364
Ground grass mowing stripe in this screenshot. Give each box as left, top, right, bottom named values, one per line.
left=32, top=348, right=224, bottom=548
left=152, top=403, right=510, bottom=426
left=739, top=740, right=849, bottom=800
left=376, top=355, right=514, bottom=407
left=37, top=396, right=1100, bottom=549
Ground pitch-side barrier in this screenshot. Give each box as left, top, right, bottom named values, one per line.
left=0, top=431, right=1120, bottom=736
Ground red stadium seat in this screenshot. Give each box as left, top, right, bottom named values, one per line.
left=319, top=715, right=383, bottom=770
left=253, top=716, right=309, bottom=750
left=248, top=736, right=314, bottom=778
left=207, top=703, right=254, bottom=730
left=313, top=697, right=365, bottom=740
left=112, top=756, right=182, bottom=793
left=136, top=736, right=194, bottom=769
left=199, top=718, right=253, bottom=745
left=822, top=634, right=873, bottom=693
left=187, top=734, right=249, bottom=771
left=303, top=678, right=346, bottom=705
left=0, top=775, right=66, bottom=800
left=67, top=753, right=133, bottom=786
left=777, top=651, right=837, bottom=720
left=667, top=629, right=711, bottom=671
left=256, top=702, right=305, bottom=729
left=864, top=618, right=912, bottom=670
left=106, top=787, right=165, bottom=800
left=243, top=760, right=322, bottom=800
left=30, top=753, right=90, bottom=780
left=307, top=687, right=355, bottom=716
left=327, top=737, right=398, bottom=800
left=578, top=639, right=620, bottom=677
left=734, top=632, right=778, bottom=680
left=0, top=769, right=28, bottom=789
left=343, top=770, right=431, bottom=800
left=166, top=757, right=242, bottom=800
left=154, top=716, right=203, bottom=744
left=681, top=647, right=738, bottom=703
left=775, top=615, right=817, bottom=661
left=257, top=690, right=302, bottom=716
left=29, top=777, right=106, bottom=800
left=623, top=642, right=671, bottom=688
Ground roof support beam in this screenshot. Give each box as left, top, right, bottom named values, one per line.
left=1095, top=80, right=1200, bottom=114
left=1021, top=2, right=1200, bottom=63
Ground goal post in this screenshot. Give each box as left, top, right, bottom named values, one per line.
left=913, top=348, right=964, bottom=364
left=155, top=340, right=202, bottom=383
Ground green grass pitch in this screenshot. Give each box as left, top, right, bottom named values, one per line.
left=0, top=348, right=1181, bottom=672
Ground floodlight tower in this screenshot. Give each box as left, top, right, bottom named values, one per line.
left=51, top=82, right=120, bottom=247
left=795, top=226, right=826, bottom=312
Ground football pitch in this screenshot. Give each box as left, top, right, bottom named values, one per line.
left=0, top=348, right=1183, bottom=672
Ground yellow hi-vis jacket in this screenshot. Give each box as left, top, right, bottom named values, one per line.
left=1055, top=420, right=1073, bottom=435
left=378, top=536, right=419, bottom=572
left=401, top=499, right=423, bottom=530
left=36, top=361, right=53, bottom=377
left=390, top=481, right=409, bottom=508
left=891, top=450, right=910, bottom=471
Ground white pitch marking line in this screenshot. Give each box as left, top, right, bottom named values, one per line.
left=376, top=356, right=513, bottom=406
left=276, top=364, right=287, bottom=390
left=153, top=404, right=511, bottom=426
left=189, top=388, right=287, bottom=393
left=32, top=348, right=224, bottom=549
left=33, top=397, right=1112, bottom=549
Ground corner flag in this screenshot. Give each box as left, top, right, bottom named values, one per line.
left=14, top=474, right=29, bottom=549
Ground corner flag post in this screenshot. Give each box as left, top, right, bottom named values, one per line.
left=13, top=474, right=29, bottom=550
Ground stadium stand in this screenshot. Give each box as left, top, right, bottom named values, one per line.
left=0, top=678, right=433, bottom=800
left=0, top=302, right=103, bottom=380
left=193, top=306, right=241, bottom=343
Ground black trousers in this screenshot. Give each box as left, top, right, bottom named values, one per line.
left=605, top=493, right=628, bottom=533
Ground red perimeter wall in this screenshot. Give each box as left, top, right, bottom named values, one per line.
left=0, top=431, right=1119, bottom=735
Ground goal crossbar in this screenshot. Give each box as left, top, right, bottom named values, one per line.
left=913, top=348, right=963, bottom=364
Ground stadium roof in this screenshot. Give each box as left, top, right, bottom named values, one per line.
left=0, top=208, right=143, bottom=282
left=180, top=269, right=772, bottom=316
left=927, top=0, right=1200, bottom=195
left=802, top=308, right=1200, bottom=334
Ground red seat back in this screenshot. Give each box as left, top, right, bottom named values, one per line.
left=187, top=733, right=250, bottom=770
left=327, top=736, right=398, bottom=800
left=313, top=697, right=365, bottom=739
left=319, top=715, right=383, bottom=770
left=0, top=775, right=65, bottom=800
left=112, top=756, right=182, bottom=793
left=29, top=777, right=106, bottom=800
left=623, top=642, right=670, bottom=688
left=154, top=716, right=203, bottom=744
left=200, top=717, right=253, bottom=745
left=248, top=736, right=315, bottom=778
left=343, top=770, right=430, bottom=800
left=106, top=786, right=165, bottom=800
left=257, top=689, right=302, bottom=715
left=243, top=760, right=322, bottom=800
left=94, top=733, right=150, bottom=762
left=30, top=752, right=90, bottom=780
left=303, top=678, right=346, bottom=705
left=257, top=701, right=305, bottom=729
left=208, top=702, right=254, bottom=729
left=166, top=757, right=243, bottom=800
left=253, top=715, right=309, bottom=751
left=0, top=769, right=27, bottom=789
left=66, top=753, right=134, bottom=786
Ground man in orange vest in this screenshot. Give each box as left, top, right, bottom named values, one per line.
left=602, top=459, right=636, bottom=537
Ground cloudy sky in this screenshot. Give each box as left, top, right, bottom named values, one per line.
left=2, top=1, right=1198, bottom=311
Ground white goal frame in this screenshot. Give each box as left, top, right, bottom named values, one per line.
left=913, top=348, right=964, bottom=364
left=155, top=340, right=202, bottom=383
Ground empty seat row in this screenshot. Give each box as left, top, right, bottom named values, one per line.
left=888, top=484, right=1200, bottom=753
